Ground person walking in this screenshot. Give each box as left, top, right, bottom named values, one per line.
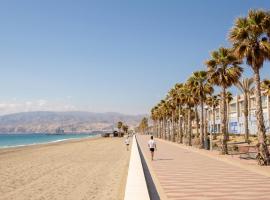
left=125, top=136, right=130, bottom=151
left=148, top=136, right=157, bottom=161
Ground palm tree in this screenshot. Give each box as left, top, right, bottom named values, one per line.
left=151, top=107, right=158, bottom=137
left=122, top=125, right=129, bottom=135
left=261, top=79, right=270, bottom=133
left=187, top=70, right=213, bottom=149
left=261, top=79, right=270, bottom=95
left=160, top=100, right=168, bottom=140
left=139, top=117, right=149, bottom=135
left=156, top=102, right=164, bottom=139
left=168, top=88, right=178, bottom=142
left=206, top=95, right=219, bottom=140
left=175, top=83, right=185, bottom=143
left=236, top=77, right=254, bottom=142
left=194, top=105, right=200, bottom=138
left=229, top=9, right=270, bottom=164
left=206, top=47, right=243, bottom=154
left=217, top=91, right=233, bottom=140
left=117, top=121, right=123, bottom=137
left=226, top=91, right=233, bottom=140
left=179, top=84, right=198, bottom=146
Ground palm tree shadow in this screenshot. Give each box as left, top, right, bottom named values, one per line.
left=156, top=158, right=174, bottom=161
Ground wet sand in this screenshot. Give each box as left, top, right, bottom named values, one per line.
left=0, top=137, right=130, bottom=200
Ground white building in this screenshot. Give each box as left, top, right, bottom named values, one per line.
left=206, top=93, right=270, bottom=135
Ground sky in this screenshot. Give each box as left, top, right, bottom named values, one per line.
left=0, top=0, right=269, bottom=115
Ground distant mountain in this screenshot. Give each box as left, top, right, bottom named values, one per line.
left=0, top=111, right=147, bottom=133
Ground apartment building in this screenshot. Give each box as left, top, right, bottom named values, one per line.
left=206, top=94, right=270, bottom=135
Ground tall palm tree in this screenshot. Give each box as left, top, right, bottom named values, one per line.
left=157, top=102, right=164, bottom=139
left=226, top=91, right=233, bottom=140
left=194, top=105, right=200, bottom=138
left=236, top=77, right=254, bottom=142
left=122, top=124, right=129, bottom=135
left=261, top=79, right=270, bottom=95
left=168, top=88, right=178, bottom=142
left=261, top=79, right=270, bottom=133
left=139, top=117, right=149, bottom=135
left=187, top=70, right=214, bottom=149
left=179, top=84, right=198, bottom=146
left=151, top=106, right=159, bottom=138
left=229, top=9, right=270, bottom=164
left=160, top=100, right=168, bottom=140
left=117, top=121, right=123, bottom=137
left=206, top=95, right=219, bottom=140
left=206, top=47, right=243, bottom=154
left=175, top=83, right=185, bottom=143
left=217, top=91, right=233, bottom=140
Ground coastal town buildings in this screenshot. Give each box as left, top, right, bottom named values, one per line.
left=206, top=93, right=270, bottom=135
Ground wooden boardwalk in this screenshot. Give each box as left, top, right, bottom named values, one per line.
left=137, top=135, right=270, bottom=200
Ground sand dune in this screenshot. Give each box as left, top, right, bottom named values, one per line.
left=0, top=137, right=130, bottom=200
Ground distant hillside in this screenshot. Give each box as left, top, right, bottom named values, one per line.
left=0, top=111, right=146, bottom=133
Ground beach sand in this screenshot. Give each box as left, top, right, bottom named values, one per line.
left=0, top=137, right=131, bottom=200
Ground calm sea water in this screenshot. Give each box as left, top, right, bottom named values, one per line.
left=0, top=133, right=99, bottom=148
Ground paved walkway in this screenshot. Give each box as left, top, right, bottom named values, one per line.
left=137, top=135, right=270, bottom=200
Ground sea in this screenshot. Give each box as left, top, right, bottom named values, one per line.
left=0, top=133, right=100, bottom=149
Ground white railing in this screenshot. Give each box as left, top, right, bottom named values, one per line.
left=124, top=135, right=150, bottom=200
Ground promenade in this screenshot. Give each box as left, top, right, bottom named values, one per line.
left=137, top=135, right=270, bottom=200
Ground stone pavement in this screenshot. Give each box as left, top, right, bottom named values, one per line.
left=137, top=135, right=270, bottom=200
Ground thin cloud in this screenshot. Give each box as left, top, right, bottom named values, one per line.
left=0, top=100, right=78, bottom=115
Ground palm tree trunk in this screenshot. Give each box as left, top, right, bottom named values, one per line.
left=244, top=93, right=249, bottom=143
left=162, top=119, right=164, bottom=139
left=177, top=107, right=180, bottom=143
left=183, top=115, right=187, bottom=144
left=167, top=119, right=170, bottom=141
left=226, top=100, right=229, bottom=141
left=157, top=120, right=160, bottom=138
left=172, top=112, right=176, bottom=142
left=200, top=98, right=205, bottom=148
left=158, top=119, right=162, bottom=138
left=118, top=128, right=121, bottom=137
left=178, top=107, right=183, bottom=143
left=253, top=68, right=270, bottom=164
left=163, top=118, right=166, bottom=140
left=164, top=118, right=167, bottom=140
left=195, top=106, right=199, bottom=138
left=188, top=108, right=192, bottom=146
left=213, top=106, right=217, bottom=140
left=221, top=87, right=228, bottom=154
left=156, top=120, right=158, bottom=138
left=169, top=119, right=171, bottom=141
left=204, top=109, right=208, bottom=147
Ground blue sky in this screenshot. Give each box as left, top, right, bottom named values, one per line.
left=0, top=0, right=269, bottom=115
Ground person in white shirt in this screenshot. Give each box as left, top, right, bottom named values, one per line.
left=148, top=136, right=157, bottom=161
left=125, top=136, right=130, bottom=151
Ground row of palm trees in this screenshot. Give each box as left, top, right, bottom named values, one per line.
left=150, top=9, right=270, bottom=165
left=137, top=117, right=149, bottom=135
left=117, top=121, right=129, bottom=136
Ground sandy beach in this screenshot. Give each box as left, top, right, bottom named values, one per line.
left=0, top=137, right=131, bottom=200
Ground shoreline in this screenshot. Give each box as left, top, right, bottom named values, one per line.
left=0, top=134, right=101, bottom=151
left=0, top=135, right=103, bottom=156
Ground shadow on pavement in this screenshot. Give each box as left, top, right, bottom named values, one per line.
left=156, top=158, right=174, bottom=161
left=137, top=141, right=160, bottom=200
